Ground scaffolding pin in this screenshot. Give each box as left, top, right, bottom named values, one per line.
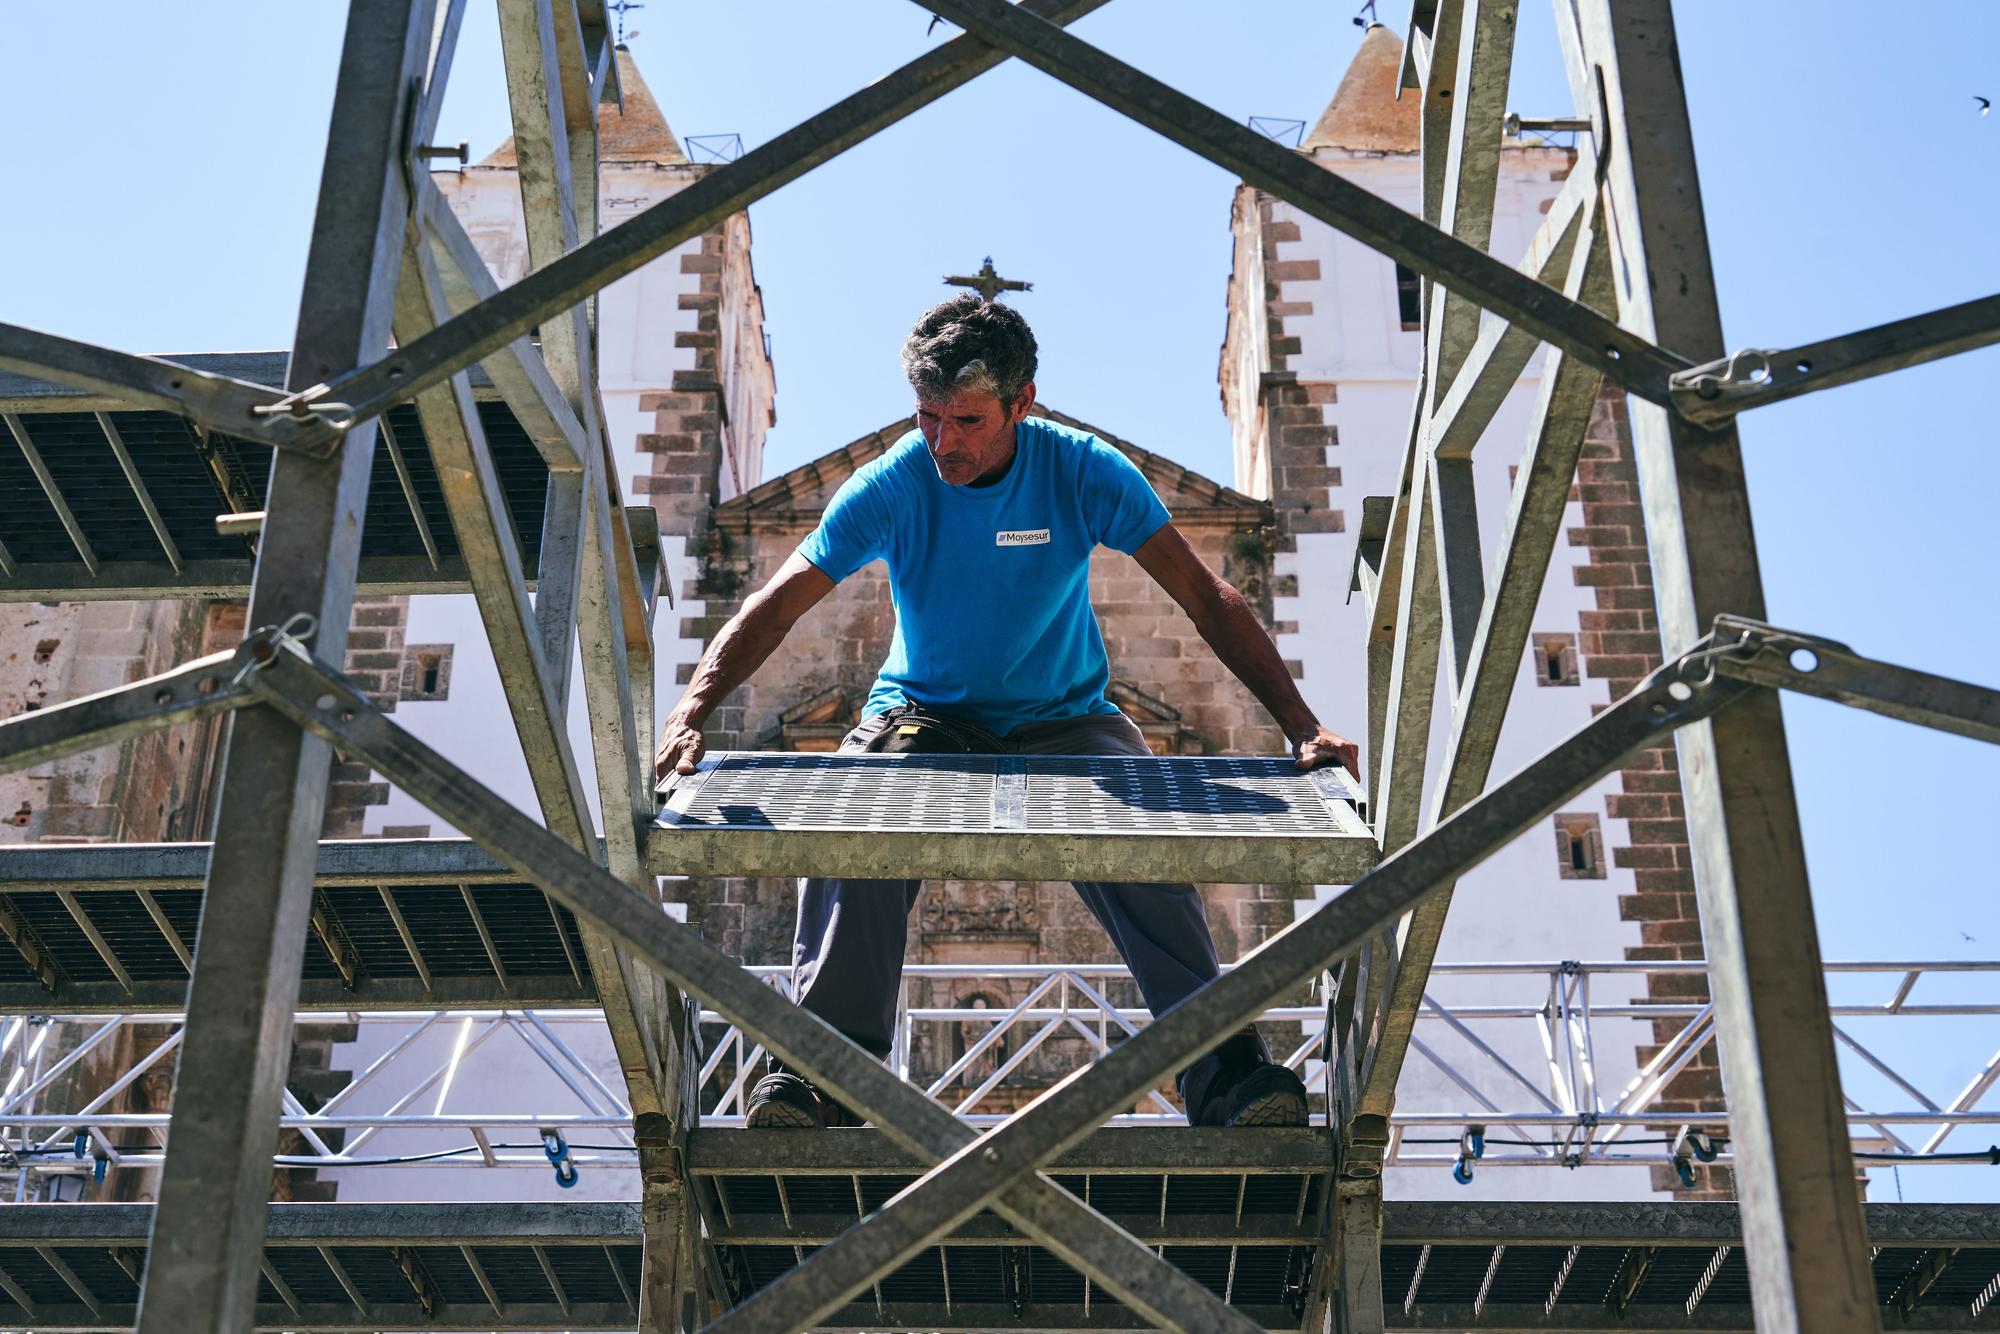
left=230, top=613, right=320, bottom=687
left=1669, top=346, right=1800, bottom=425
left=250, top=388, right=356, bottom=432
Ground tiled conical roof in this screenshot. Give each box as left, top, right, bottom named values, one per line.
left=479, top=45, right=687, bottom=168
left=1302, top=24, right=1420, bottom=154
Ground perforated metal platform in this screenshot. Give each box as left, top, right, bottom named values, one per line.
left=0, top=840, right=596, bottom=1013
left=682, top=1144, right=2000, bottom=1332
left=651, top=753, right=1376, bottom=884
left=0, top=1182, right=1986, bottom=1330
left=0, top=1202, right=641, bottom=1331
left=0, top=353, right=654, bottom=602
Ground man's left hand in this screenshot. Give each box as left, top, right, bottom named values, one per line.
left=1292, top=726, right=1361, bottom=777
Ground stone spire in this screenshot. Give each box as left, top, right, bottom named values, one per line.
left=478, top=46, right=687, bottom=168
left=1302, top=23, right=1420, bottom=154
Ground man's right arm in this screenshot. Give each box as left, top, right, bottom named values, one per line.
left=654, top=551, right=837, bottom=781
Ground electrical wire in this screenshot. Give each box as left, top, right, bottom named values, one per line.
left=2, top=1141, right=639, bottom=1168
left=13, top=1137, right=1996, bottom=1167
left=1407, top=1135, right=1999, bottom=1165
left=1854, top=1146, right=1999, bottom=1165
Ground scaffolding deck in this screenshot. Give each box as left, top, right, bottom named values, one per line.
left=653, top=752, right=1376, bottom=884
left=0, top=771, right=1372, bottom=1014
left=0, top=1184, right=1989, bottom=1331
left=0, top=355, right=663, bottom=603
left=686, top=1132, right=2000, bottom=1330
left=0, top=840, right=593, bottom=1012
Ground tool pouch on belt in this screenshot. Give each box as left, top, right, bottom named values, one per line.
left=860, top=705, right=1005, bottom=756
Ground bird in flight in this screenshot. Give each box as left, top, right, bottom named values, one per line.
left=1978, top=95, right=1992, bottom=117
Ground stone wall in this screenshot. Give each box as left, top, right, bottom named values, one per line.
left=322, top=596, right=411, bottom=838
left=1, top=600, right=223, bottom=845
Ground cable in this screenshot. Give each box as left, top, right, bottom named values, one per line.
left=274, top=1141, right=640, bottom=1168
left=1854, top=1146, right=1999, bottom=1165
left=1400, top=1135, right=1695, bottom=1147
left=1, top=1140, right=640, bottom=1168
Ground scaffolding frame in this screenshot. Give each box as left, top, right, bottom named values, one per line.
left=2, top=0, right=1999, bottom=1329
left=2, top=953, right=1991, bottom=1196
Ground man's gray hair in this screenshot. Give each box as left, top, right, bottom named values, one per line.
left=902, top=293, right=1038, bottom=409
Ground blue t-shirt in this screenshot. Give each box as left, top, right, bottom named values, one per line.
left=798, top=416, right=1172, bottom=736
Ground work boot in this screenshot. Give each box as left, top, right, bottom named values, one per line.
left=1182, top=1031, right=1309, bottom=1128
left=744, top=1071, right=856, bottom=1129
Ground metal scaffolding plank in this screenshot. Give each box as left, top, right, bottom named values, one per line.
left=0, top=357, right=654, bottom=603
left=651, top=752, right=1374, bottom=884
left=0, top=1201, right=1983, bottom=1332
left=0, top=841, right=593, bottom=1012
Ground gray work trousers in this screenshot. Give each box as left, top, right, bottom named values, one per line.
left=787, top=710, right=1267, bottom=1111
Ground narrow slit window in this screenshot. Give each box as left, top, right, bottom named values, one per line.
left=1553, top=812, right=1605, bottom=879
left=1394, top=263, right=1424, bottom=331
left=1532, top=632, right=1580, bottom=687
left=400, top=644, right=453, bottom=701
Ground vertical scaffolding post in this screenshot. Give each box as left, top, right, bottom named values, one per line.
left=501, top=1, right=693, bottom=1309
left=133, top=2, right=434, bottom=1330
left=1576, top=2, right=1879, bottom=1329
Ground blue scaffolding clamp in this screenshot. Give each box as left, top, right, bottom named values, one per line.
left=541, top=1129, right=580, bottom=1189
left=1671, top=1125, right=1721, bottom=1188
left=72, top=1132, right=107, bottom=1183
left=1452, top=1122, right=1486, bottom=1185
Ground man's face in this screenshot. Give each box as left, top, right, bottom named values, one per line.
left=916, top=384, right=1033, bottom=487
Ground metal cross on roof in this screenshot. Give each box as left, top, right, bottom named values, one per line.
left=943, top=256, right=1031, bottom=302
left=610, top=0, right=643, bottom=44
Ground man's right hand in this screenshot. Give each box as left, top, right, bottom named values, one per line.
left=654, top=715, right=706, bottom=785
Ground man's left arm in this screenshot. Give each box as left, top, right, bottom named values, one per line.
left=1132, top=523, right=1361, bottom=775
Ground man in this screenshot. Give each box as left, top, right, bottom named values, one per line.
left=656, top=295, right=1359, bottom=1129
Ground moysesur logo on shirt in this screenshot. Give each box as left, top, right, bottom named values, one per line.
left=995, top=528, right=1051, bottom=547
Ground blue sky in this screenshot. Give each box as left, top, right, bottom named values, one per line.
left=4, top=2, right=1995, bottom=1199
